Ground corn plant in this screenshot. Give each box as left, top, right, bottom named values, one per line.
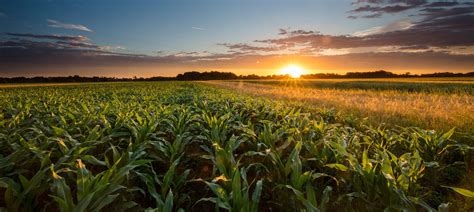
left=198, top=167, right=263, bottom=212
left=137, top=157, right=190, bottom=211
left=50, top=151, right=150, bottom=211
left=201, top=135, right=241, bottom=179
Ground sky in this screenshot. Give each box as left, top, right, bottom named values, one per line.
left=0, top=0, right=473, bottom=77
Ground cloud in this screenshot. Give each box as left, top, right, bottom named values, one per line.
left=278, top=29, right=318, bottom=36
left=347, top=0, right=474, bottom=19
left=218, top=43, right=280, bottom=53
left=56, top=41, right=100, bottom=49
left=419, top=5, right=474, bottom=19
left=47, top=19, right=93, bottom=32
left=352, top=0, right=384, bottom=4
left=0, top=33, right=134, bottom=61
left=361, top=13, right=383, bottom=18
left=251, top=1, right=474, bottom=53
left=350, top=4, right=418, bottom=14
left=255, top=16, right=474, bottom=52
left=349, top=0, right=427, bottom=19
left=191, top=27, right=206, bottom=30
left=349, top=0, right=474, bottom=19
left=0, top=12, right=6, bottom=17
left=5, top=33, right=89, bottom=42
left=424, top=2, right=461, bottom=7
left=99, top=45, right=126, bottom=51
left=353, top=18, right=413, bottom=36
left=0, top=39, right=112, bottom=55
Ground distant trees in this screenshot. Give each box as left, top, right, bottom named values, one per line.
left=0, top=75, right=174, bottom=83
left=0, top=76, right=119, bottom=83
left=1, top=70, right=473, bottom=83
left=176, top=71, right=237, bottom=80
left=302, top=70, right=474, bottom=79
left=345, top=70, right=398, bottom=78
left=300, top=73, right=342, bottom=79
left=303, top=70, right=398, bottom=79
left=420, top=72, right=474, bottom=77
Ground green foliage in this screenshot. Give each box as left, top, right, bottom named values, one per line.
left=442, top=186, right=474, bottom=198
left=0, top=82, right=472, bottom=211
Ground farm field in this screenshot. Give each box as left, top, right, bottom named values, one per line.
left=239, top=78, right=474, bottom=93
left=0, top=81, right=473, bottom=211
left=0, top=83, right=86, bottom=88
left=208, top=78, right=474, bottom=135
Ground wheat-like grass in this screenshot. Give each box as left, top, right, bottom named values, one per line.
left=206, top=80, right=474, bottom=133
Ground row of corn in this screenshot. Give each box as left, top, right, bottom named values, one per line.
left=0, top=82, right=472, bottom=211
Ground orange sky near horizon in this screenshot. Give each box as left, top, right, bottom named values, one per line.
left=2, top=52, right=473, bottom=78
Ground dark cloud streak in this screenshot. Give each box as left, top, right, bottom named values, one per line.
left=348, top=0, right=474, bottom=19
left=218, top=43, right=280, bottom=52
left=5, top=33, right=89, bottom=42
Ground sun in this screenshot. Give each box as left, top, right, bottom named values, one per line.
left=279, top=64, right=306, bottom=78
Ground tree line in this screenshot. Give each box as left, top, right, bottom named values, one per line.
left=1, top=70, right=473, bottom=83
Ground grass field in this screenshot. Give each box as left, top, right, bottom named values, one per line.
left=0, top=83, right=86, bottom=88
left=0, top=81, right=473, bottom=211
left=208, top=78, right=474, bottom=135
left=241, top=78, right=474, bottom=94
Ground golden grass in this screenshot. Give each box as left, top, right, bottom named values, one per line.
left=242, top=77, right=474, bottom=83
left=205, top=80, right=474, bottom=133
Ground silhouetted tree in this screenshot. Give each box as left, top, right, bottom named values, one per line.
left=1, top=71, right=472, bottom=83
left=176, top=71, right=238, bottom=80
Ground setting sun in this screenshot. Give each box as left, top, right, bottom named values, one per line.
left=279, top=64, right=307, bottom=78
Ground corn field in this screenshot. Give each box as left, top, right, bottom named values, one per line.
left=0, top=82, right=473, bottom=211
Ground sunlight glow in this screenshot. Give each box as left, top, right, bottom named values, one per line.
left=279, top=64, right=307, bottom=78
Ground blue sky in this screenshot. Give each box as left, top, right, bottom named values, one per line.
left=0, top=0, right=473, bottom=77
left=1, top=0, right=378, bottom=54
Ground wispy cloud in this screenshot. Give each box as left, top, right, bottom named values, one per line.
left=0, top=12, right=6, bottom=17
left=6, top=33, right=89, bottom=42
left=47, top=19, right=93, bottom=32
left=218, top=43, right=280, bottom=53
left=191, top=26, right=206, bottom=30
left=353, top=19, right=413, bottom=36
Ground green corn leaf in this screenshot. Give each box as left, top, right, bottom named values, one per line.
left=52, top=126, right=66, bottom=136
left=251, top=180, right=263, bottom=210
left=163, top=190, right=174, bottom=212
left=94, top=193, right=121, bottom=211
left=232, top=168, right=242, bottom=210
left=306, top=183, right=318, bottom=208
left=285, top=185, right=320, bottom=212
left=82, top=155, right=107, bottom=166
left=325, top=163, right=349, bottom=172
left=320, top=186, right=333, bottom=212
left=381, top=152, right=395, bottom=181
left=440, top=128, right=455, bottom=141
left=75, top=193, right=95, bottom=212
left=442, top=186, right=474, bottom=198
